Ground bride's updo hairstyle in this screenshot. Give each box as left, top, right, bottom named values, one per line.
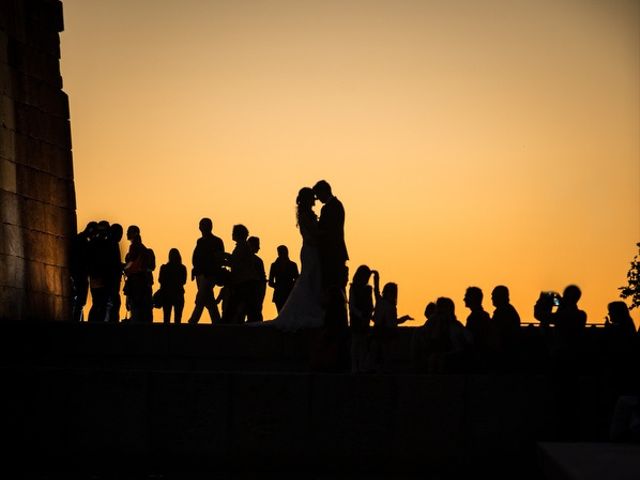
left=296, top=187, right=316, bottom=226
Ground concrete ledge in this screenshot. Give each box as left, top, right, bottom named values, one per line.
left=538, top=442, right=640, bottom=480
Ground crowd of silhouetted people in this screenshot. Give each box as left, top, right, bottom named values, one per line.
left=70, top=218, right=639, bottom=377
left=70, top=218, right=298, bottom=326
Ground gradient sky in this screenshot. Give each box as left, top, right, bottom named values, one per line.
left=60, top=0, right=640, bottom=326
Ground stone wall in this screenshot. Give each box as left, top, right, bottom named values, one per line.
left=0, top=323, right=633, bottom=475
left=0, top=0, right=75, bottom=321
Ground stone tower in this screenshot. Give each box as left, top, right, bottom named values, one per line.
left=0, top=0, right=76, bottom=321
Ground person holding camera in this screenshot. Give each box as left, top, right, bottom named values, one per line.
left=536, top=285, right=587, bottom=371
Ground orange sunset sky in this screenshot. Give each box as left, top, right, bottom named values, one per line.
left=59, top=0, right=639, bottom=326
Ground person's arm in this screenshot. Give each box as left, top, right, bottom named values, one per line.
left=158, top=265, right=165, bottom=286
left=372, top=270, right=381, bottom=301
left=292, top=261, right=299, bottom=281
left=268, top=263, right=277, bottom=288
left=180, top=265, right=187, bottom=286
left=397, top=314, right=414, bottom=325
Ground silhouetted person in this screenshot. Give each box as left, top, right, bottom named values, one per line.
left=247, top=236, right=267, bottom=322
left=490, top=285, right=521, bottom=371
left=348, top=265, right=377, bottom=373
left=87, top=220, right=113, bottom=322
left=123, top=225, right=155, bottom=323
left=545, top=285, right=588, bottom=372
left=371, top=280, right=413, bottom=373
left=223, top=224, right=255, bottom=324
left=422, top=302, right=437, bottom=326
left=313, top=180, right=349, bottom=330
left=187, top=218, right=225, bottom=324
left=158, top=248, right=187, bottom=323
left=412, top=301, right=438, bottom=371
left=464, top=286, right=491, bottom=371
left=70, top=221, right=96, bottom=322
left=544, top=285, right=587, bottom=440
left=418, top=297, right=471, bottom=373
left=268, top=245, right=299, bottom=313
left=606, top=301, right=637, bottom=337
left=106, top=223, right=124, bottom=322
left=603, top=301, right=638, bottom=397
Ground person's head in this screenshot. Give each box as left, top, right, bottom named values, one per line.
left=127, top=225, right=140, bottom=242
left=381, top=282, right=398, bottom=305
left=296, top=187, right=316, bottom=225
left=607, top=301, right=631, bottom=324
left=352, top=265, right=372, bottom=286
left=297, top=187, right=315, bottom=210
left=464, top=286, right=483, bottom=310
left=562, top=284, right=582, bottom=306
left=199, top=217, right=213, bottom=235
left=491, top=285, right=510, bottom=308
left=83, top=221, right=98, bottom=236
left=424, top=301, right=437, bottom=320
left=96, top=220, right=110, bottom=240
left=312, top=180, right=332, bottom=203
left=168, top=248, right=182, bottom=264
left=109, top=223, right=123, bottom=242
left=247, top=236, right=260, bottom=254
left=276, top=245, right=289, bottom=259
left=232, top=224, right=249, bottom=242
left=436, top=297, right=456, bottom=319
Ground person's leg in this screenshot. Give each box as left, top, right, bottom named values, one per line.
left=109, top=282, right=121, bottom=322
left=174, top=298, right=184, bottom=324
left=72, top=278, right=89, bottom=322
left=245, top=282, right=261, bottom=323
left=188, top=275, right=210, bottom=324
left=163, top=304, right=171, bottom=324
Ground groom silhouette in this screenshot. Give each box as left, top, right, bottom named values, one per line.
left=313, top=180, right=349, bottom=331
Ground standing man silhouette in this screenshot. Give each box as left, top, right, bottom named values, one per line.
left=312, top=180, right=349, bottom=330
left=187, top=218, right=225, bottom=324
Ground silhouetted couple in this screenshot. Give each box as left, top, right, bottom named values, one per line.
left=269, top=180, right=349, bottom=333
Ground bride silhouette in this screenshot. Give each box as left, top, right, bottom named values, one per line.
left=266, top=187, right=324, bottom=331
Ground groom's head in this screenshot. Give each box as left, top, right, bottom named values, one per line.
left=312, top=180, right=332, bottom=203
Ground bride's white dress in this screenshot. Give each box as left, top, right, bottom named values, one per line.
left=269, top=217, right=324, bottom=332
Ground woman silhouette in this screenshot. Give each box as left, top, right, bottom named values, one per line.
left=268, top=187, right=324, bottom=331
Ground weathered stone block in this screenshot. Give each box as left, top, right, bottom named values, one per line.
left=16, top=165, right=51, bottom=203
left=0, top=93, right=15, bottom=130
left=0, top=222, right=24, bottom=257
left=50, top=177, right=74, bottom=208
left=0, top=64, right=11, bottom=97
left=26, top=257, right=46, bottom=292
left=43, top=203, right=66, bottom=236
left=0, top=190, right=19, bottom=225
left=0, top=157, right=17, bottom=193
left=0, top=253, right=17, bottom=286
left=48, top=143, right=73, bottom=179
left=21, top=196, right=45, bottom=231
left=55, top=231, right=69, bottom=266
left=44, top=262, right=61, bottom=293
left=53, top=293, right=68, bottom=320
left=22, top=228, right=41, bottom=261
left=0, top=285, right=24, bottom=319
left=0, top=125, right=16, bottom=161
